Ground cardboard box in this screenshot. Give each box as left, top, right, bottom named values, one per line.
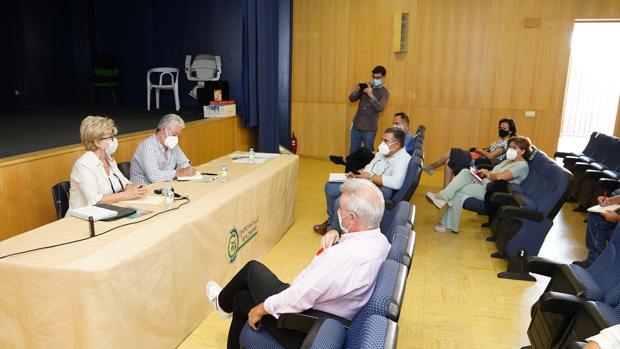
left=203, top=103, right=236, bottom=118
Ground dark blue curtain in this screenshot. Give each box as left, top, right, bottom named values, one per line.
left=241, top=0, right=291, bottom=152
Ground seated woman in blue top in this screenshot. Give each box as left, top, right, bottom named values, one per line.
left=425, top=136, right=532, bottom=233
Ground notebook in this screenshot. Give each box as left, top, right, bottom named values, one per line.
left=69, top=205, right=118, bottom=221
left=328, top=173, right=348, bottom=182
left=587, top=204, right=620, bottom=214
left=469, top=168, right=483, bottom=182
left=95, top=204, right=137, bottom=221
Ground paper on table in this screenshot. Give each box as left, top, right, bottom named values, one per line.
left=177, top=173, right=203, bottom=181
left=587, top=204, right=620, bottom=213
left=122, top=195, right=165, bottom=205
left=232, top=158, right=267, bottom=164
left=328, top=173, right=347, bottom=182
left=231, top=152, right=280, bottom=160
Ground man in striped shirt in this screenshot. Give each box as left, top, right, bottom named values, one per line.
left=130, top=114, right=196, bottom=184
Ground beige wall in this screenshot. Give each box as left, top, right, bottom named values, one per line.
left=291, top=0, right=620, bottom=160
left=0, top=116, right=254, bottom=241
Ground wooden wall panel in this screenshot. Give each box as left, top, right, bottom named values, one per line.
left=292, top=0, right=620, bottom=161
left=0, top=116, right=253, bottom=241
left=291, top=102, right=347, bottom=157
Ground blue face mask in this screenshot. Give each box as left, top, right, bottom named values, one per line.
left=372, top=79, right=382, bottom=86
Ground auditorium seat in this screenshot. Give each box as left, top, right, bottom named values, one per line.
left=380, top=201, right=414, bottom=242
left=239, top=259, right=408, bottom=349
left=387, top=225, right=415, bottom=270
left=51, top=181, right=71, bottom=219
left=488, top=149, right=573, bottom=281
left=384, top=156, right=422, bottom=209
left=525, top=224, right=620, bottom=348
left=117, top=162, right=131, bottom=179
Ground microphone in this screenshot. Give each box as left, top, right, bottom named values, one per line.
left=89, top=216, right=96, bottom=237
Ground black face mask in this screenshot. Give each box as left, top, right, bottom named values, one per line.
left=498, top=129, right=510, bottom=138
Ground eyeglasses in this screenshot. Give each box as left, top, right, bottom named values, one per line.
left=100, top=135, right=115, bottom=141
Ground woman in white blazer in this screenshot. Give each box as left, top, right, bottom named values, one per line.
left=68, top=116, right=147, bottom=212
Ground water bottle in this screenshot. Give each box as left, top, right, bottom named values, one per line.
left=163, top=186, right=174, bottom=210
left=248, top=148, right=256, bottom=165
left=470, top=158, right=476, bottom=171
left=219, top=163, right=228, bottom=183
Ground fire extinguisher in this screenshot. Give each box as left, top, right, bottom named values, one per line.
left=290, top=132, right=297, bottom=154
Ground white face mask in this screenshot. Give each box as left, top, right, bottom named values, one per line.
left=104, top=137, right=118, bottom=155
left=506, top=148, right=518, bottom=161
left=163, top=129, right=179, bottom=149
left=392, top=123, right=404, bottom=130
left=337, top=211, right=352, bottom=234
left=378, top=142, right=391, bottom=155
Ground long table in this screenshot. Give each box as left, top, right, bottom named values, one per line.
left=0, top=153, right=298, bottom=348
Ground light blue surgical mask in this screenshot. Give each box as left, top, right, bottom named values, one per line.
left=372, top=79, right=382, bottom=86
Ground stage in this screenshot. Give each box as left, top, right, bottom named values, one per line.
left=0, top=106, right=205, bottom=159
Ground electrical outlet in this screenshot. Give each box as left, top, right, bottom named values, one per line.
left=525, top=111, right=536, bottom=118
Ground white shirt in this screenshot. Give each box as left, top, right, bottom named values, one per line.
left=263, top=228, right=390, bottom=320
left=588, top=324, right=620, bottom=348
left=68, top=151, right=130, bottom=212
left=364, top=148, right=411, bottom=190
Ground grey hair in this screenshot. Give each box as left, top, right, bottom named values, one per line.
left=340, top=179, right=385, bottom=229
left=157, top=114, right=185, bottom=132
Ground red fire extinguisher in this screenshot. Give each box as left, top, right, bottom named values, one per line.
left=290, top=132, right=297, bottom=154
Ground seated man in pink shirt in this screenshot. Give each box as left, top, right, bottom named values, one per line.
left=205, top=179, right=390, bottom=349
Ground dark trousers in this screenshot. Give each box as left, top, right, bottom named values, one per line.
left=218, top=260, right=305, bottom=349
left=345, top=147, right=375, bottom=173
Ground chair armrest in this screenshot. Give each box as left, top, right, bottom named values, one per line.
left=497, top=205, right=544, bottom=222
left=539, top=291, right=586, bottom=314
left=277, top=310, right=352, bottom=333
left=584, top=169, right=607, bottom=179
left=599, top=178, right=620, bottom=192
left=554, top=151, right=572, bottom=159
left=563, top=342, right=586, bottom=349
left=526, top=256, right=561, bottom=276
left=385, top=318, right=399, bottom=349
left=602, top=170, right=620, bottom=180
left=588, top=162, right=607, bottom=171
left=574, top=162, right=597, bottom=171
left=563, top=156, right=581, bottom=165
left=277, top=313, right=320, bottom=333
left=490, top=192, right=518, bottom=206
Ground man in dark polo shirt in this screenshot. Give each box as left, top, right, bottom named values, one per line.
left=347, top=65, right=389, bottom=154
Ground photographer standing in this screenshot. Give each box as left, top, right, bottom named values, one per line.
left=347, top=65, right=389, bottom=153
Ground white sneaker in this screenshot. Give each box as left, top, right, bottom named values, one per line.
left=422, top=166, right=435, bottom=175
left=206, top=281, right=232, bottom=319
left=425, top=192, right=447, bottom=209
left=433, top=224, right=456, bottom=233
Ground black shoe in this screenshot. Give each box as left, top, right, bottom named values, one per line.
left=481, top=222, right=491, bottom=228
left=329, top=155, right=346, bottom=165
left=573, top=259, right=591, bottom=268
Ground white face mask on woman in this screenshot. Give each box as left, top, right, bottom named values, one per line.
left=163, top=129, right=179, bottom=149
left=104, top=137, right=118, bottom=155
left=505, top=147, right=518, bottom=160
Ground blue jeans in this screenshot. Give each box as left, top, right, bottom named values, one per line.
left=350, top=126, right=376, bottom=154
left=585, top=212, right=618, bottom=263
left=324, top=182, right=394, bottom=232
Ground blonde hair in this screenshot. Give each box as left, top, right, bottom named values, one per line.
left=80, top=116, right=118, bottom=151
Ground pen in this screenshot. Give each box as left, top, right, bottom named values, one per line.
left=602, top=189, right=608, bottom=207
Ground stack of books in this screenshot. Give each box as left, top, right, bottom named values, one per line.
left=204, top=100, right=236, bottom=118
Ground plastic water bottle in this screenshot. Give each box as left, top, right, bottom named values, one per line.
left=163, top=186, right=174, bottom=210
left=219, top=163, right=228, bottom=183
left=248, top=148, right=256, bottom=165
left=470, top=158, right=476, bottom=171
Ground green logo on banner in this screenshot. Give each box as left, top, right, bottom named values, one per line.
left=227, top=217, right=259, bottom=262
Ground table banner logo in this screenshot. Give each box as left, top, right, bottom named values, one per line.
left=227, top=217, right=259, bottom=262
